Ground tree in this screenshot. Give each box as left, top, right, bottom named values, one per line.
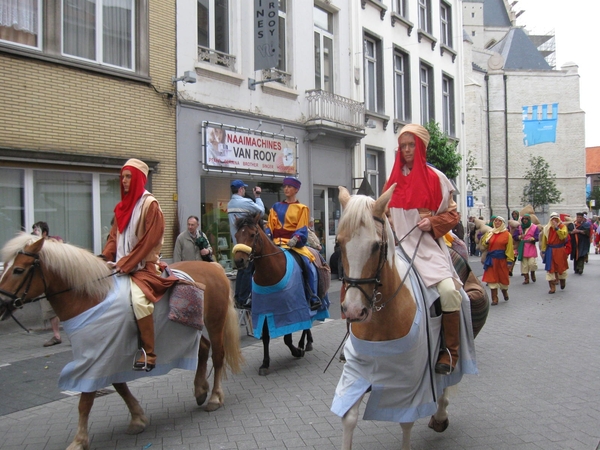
left=521, top=156, right=562, bottom=211
left=424, top=121, right=461, bottom=180
left=586, top=185, right=600, bottom=212
left=466, top=149, right=486, bottom=199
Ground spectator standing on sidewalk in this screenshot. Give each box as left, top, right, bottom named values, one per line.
left=32, top=221, right=64, bottom=347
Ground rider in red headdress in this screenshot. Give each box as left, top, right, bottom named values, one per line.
left=103, top=158, right=177, bottom=371
left=384, top=124, right=462, bottom=375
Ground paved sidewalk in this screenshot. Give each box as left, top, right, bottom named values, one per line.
left=1, top=260, right=600, bottom=449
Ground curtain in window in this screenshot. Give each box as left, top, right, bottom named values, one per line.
left=0, top=168, right=24, bottom=247
left=100, top=174, right=120, bottom=244
left=33, top=171, right=93, bottom=249
left=103, top=0, right=132, bottom=68
left=63, top=0, right=96, bottom=61
left=214, top=0, right=228, bottom=53
left=0, top=0, right=38, bottom=46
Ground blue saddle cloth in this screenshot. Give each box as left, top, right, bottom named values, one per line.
left=251, top=250, right=329, bottom=339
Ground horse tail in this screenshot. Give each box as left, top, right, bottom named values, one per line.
left=222, top=291, right=244, bottom=375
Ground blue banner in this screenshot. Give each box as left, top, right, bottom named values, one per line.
left=522, top=103, right=558, bottom=147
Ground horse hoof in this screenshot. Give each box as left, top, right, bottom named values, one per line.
left=294, top=349, right=305, bottom=358
left=305, top=342, right=313, bottom=352
left=428, top=415, right=449, bottom=433
left=126, top=416, right=149, bottom=435
left=204, top=401, right=222, bottom=412
left=259, top=367, right=270, bottom=376
left=195, top=392, right=208, bottom=406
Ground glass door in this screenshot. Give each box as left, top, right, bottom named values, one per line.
left=313, top=186, right=341, bottom=263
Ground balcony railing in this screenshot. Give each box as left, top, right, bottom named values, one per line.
left=197, top=45, right=236, bottom=71
left=305, top=90, right=365, bottom=130
left=261, top=68, right=292, bottom=88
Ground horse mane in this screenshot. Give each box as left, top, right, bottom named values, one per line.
left=338, top=195, right=377, bottom=238
left=235, top=213, right=265, bottom=230
left=2, top=233, right=114, bottom=299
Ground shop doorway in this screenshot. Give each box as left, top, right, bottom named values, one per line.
left=313, top=186, right=341, bottom=263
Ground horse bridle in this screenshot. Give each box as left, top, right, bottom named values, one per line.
left=0, top=250, right=48, bottom=313
left=342, top=216, right=422, bottom=312
left=245, top=224, right=283, bottom=262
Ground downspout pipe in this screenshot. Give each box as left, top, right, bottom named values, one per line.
left=485, top=74, right=492, bottom=217
left=504, top=74, right=509, bottom=219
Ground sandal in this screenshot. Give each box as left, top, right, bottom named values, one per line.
left=43, top=336, right=62, bottom=347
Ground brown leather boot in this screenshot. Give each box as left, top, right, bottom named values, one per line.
left=559, top=279, right=566, bottom=290
left=501, top=289, right=509, bottom=301
left=134, top=315, right=156, bottom=371
left=548, top=280, right=556, bottom=294
left=491, top=288, right=498, bottom=305
left=522, top=273, right=529, bottom=284
left=435, top=311, right=461, bottom=375
left=530, top=271, right=536, bottom=282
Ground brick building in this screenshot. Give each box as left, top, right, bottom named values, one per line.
left=0, top=1, right=178, bottom=256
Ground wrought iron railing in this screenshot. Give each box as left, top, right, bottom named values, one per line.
left=197, top=45, right=236, bottom=71
left=261, top=68, right=292, bottom=88
left=305, top=90, right=365, bottom=129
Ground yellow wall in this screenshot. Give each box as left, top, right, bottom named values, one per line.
left=0, top=1, right=178, bottom=256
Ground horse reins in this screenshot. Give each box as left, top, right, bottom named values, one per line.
left=246, top=225, right=284, bottom=262
left=341, top=218, right=423, bottom=312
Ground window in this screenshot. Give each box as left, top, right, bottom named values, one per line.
left=277, top=0, right=287, bottom=71
left=394, top=48, right=410, bottom=122
left=442, top=74, right=455, bottom=136
left=440, top=2, right=452, bottom=47
left=394, top=0, right=407, bottom=17
left=0, top=0, right=148, bottom=75
left=366, top=150, right=385, bottom=197
left=314, top=6, right=333, bottom=93
left=0, top=167, right=120, bottom=254
left=418, top=0, right=431, bottom=33
left=198, top=0, right=229, bottom=53
left=420, top=62, right=434, bottom=125
left=0, top=0, right=40, bottom=47
left=364, top=33, right=383, bottom=113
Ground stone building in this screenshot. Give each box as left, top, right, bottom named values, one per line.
left=0, top=1, right=178, bottom=256
left=462, top=0, right=586, bottom=222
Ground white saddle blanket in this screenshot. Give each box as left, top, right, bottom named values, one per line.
left=58, top=275, right=200, bottom=392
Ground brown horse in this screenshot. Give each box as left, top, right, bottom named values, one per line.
left=0, top=233, right=243, bottom=450
left=331, top=186, right=480, bottom=450
left=232, top=213, right=329, bottom=375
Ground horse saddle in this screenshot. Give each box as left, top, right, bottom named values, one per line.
left=164, top=268, right=206, bottom=330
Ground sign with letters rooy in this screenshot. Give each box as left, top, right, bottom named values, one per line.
left=254, top=0, right=279, bottom=71
left=202, top=122, right=297, bottom=176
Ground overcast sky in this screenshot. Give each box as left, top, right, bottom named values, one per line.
left=514, top=0, right=599, bottom=147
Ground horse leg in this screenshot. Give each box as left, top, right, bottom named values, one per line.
left=298, top=330, right=306, bottom=350
left=194, top=335, right=211, bottom=407
left=112, top=382, right=149, bottom=434
left=428, top=387, right=450, bottom=432
left=284, top=333, right=305, bottom=358
left=400, top=422, right=415, bottom=450
left=305, top=329, right=313, bottom=351
left=206, top=332, right=226, bottom=411
left=66, top=391, right=96, bottom=450
left=341, top=393, right=365, bottom=450
left=259, top=321, right=271, bottom=376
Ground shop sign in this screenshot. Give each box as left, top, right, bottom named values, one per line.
left=203, top=122, right=297, bottom=176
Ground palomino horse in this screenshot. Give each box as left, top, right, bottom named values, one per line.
left=331, top=186, right=479, bottom=450
left=232, top=213, right=329, bottom=375
left=0, top=233, right=243, bottom=450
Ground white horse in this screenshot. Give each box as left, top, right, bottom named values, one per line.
left=331, top=185, right=479, bottom=450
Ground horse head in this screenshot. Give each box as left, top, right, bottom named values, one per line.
left=0, top=234, right=47, bottom=321
left=337, top=184, right=397, bottom=323
left=233, top=213, right=264, bottom=270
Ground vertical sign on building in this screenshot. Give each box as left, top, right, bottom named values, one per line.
left=254, top=0, right=279, bottom=71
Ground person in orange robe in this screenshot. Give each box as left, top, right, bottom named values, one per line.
left=102, top=158, right=177, bottom=371
left=481, top=216, right=514, bottom=305
left=540, top=212, right=569, bottom=293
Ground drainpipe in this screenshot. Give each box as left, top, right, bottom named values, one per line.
left=504, top=74, right=509, bottom=218
left=485, top=74, right=492, bottom=217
